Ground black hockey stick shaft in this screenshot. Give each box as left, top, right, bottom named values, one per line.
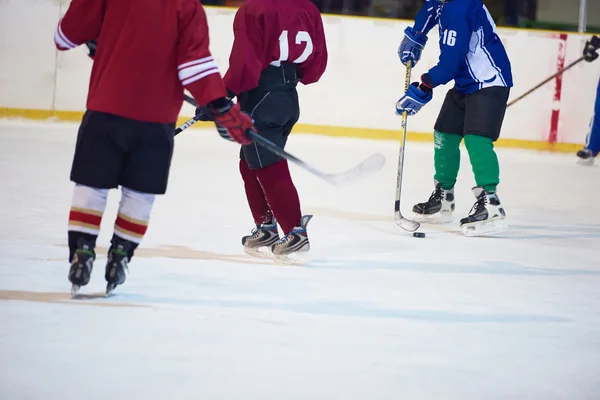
left=506, top=56, right=585, bottom=108
left=180, top=94, right=359, bottom=185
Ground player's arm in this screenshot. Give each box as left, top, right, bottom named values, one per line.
left=223, top=5, right=264, bottom=96
left=414, top=0, right=439, bottom=35
left=422, top=5, right=471, bottom=88
left=177, top=0, right=227, bottom=106
left=398, top=0, right=438, bottom=67
left=297, top=12, right=328, bottom=85
left=54, top=0, right=105, bottom=51
left=179, top=0, right=253, bottom=145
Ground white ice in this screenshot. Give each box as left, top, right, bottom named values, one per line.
left=1, top=119, right=599, bottom=400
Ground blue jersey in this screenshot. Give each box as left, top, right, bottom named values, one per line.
left=413, top=0, right=513, bottom=94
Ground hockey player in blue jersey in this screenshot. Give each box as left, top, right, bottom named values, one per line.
left=577, top=37, right=600, bottom=166
left=396, top=0, right=512, bottom=236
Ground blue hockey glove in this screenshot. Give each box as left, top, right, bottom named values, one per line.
left=398, top=27, right=428, bottom=67
left=396, top=82, right=433, bottom=116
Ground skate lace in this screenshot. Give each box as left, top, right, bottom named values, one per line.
left=469, top=195, right=488, bottom=215
left=428, top=187, right=443, bottom=203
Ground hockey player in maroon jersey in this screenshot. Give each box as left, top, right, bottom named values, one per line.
left=54, top=0, right=255, bottom=295
left=196, top=0, right=327, bottom=263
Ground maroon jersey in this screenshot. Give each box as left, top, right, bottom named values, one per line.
left=224, top=0, right=328, bottom=95
left=54, top=0, right=227, bottom=124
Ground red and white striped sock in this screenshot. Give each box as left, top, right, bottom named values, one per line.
left=68, top=184, right=108, bottom=236
left=67, top=184, right=109, bottom=261
left=113, top=187, right=155, bottom=245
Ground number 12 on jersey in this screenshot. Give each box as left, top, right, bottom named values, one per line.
left=271, top=30, right=314, bottom=67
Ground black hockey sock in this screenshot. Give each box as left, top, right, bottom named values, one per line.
left=68, top=231, right=97, bottom=262
left=109, top=234, right=139, bottom=261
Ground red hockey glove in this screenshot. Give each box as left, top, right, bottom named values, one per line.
left=209, top=100, right=253, bottom=145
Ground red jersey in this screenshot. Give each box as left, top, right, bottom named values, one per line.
left=224, top=0, right=328, bottom=95
left=54, top=0, right=227, bottom=124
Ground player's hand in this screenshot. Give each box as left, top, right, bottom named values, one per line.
left=211, top=101, right=253, bottom=145
left=195, top=105, right=215, bottom=122
left=583, top=35, right=600, bottom=62
left=398, top=27, right=428, bottom=67
left=396, top=82, right=433, bottom=116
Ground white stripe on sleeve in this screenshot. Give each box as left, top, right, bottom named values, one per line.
left=178, top=57, right=220, bottom=86
left=54, top=20, right=77, bottom=49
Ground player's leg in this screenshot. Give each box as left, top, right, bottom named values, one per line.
left=577, top=78, right=600, bottom=165
left=238, top=154, right=279, bottom=257
left=107, top=118, right=174, bottom=293
left=461, top=86, right=510, bottom=236
left=412, top=89, right=464, bottom=223
left=241, top=87, right=309, bottom=262
left=67, top=111, right=125, bottom=294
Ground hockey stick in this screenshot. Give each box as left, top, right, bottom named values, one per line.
left=180, top=95, right=386, bottom=186
left=506, top=56, right=585, bottom=108
left=393, top=64, right=420, bottom=232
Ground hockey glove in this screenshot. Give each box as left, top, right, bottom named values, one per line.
left=195, top=105, right=214, bottom=122
left=583, top=35, right=600, bottom=62
left=396, top=81, right=433, bottom=116
left=398, top=27, right=428, bottom=67
left=209, top=99, right=254, bottom=145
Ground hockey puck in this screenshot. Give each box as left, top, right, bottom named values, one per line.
left=413, top=232, right=426, bottom=238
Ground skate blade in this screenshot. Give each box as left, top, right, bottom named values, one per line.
left=461, top=218, right=508, bottom=237
left=243, top=246, right=273, bottom=259
left=273, top=250, right=311, bottom=266
left=412, top=211, right=453, bottom=224
left=577, top=157, right=595, bottom=166
left=106, top=283, right=118, bottom=296
left=71, top=284, right=81, bottom=297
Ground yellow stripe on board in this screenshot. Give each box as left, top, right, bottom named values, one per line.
left=0, top=107, right=582, bottom=154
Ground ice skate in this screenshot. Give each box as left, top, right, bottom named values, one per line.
left=460, top=187, right=508, bottom=237
left=68, top=238, right=96, bottom=296
left=271, top=215, right=312, bottom=266
left=105, top=237, right=131, bottom=295
left=242, top=221, right=280, bottom=258
left=412, top=180, right=455, bottom=224
left=576, top=148, right=597, bottom=166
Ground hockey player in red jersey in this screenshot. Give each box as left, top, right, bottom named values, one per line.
left=196, top=0, right=327, bottom=263
left=54, top=0, right=255, bottom=295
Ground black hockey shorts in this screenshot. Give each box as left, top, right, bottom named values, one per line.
left=434, top=86, right=510, bottom=141
left=70, top=110, right=175, bottom=194
left=238, top=89, right=300, bottom=170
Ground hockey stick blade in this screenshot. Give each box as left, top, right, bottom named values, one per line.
left=184, top=94, right=386, bottom=185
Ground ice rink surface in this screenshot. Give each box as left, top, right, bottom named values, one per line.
left=1, top=119, right=599, bottom=399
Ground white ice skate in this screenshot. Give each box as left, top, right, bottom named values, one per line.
left=412, top=180, right=455, bottom=224
left=271, top=215, right=312, bottom=266
left=576, top=148, right=597, bottom=166
left=242, top=222, right=280, bottom=259
left=460, top=187, right=508, bottom=237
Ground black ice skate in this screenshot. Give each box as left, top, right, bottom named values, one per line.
left=68, top=237, right=96, bottom=296
left=242, top=221, right=280, bottom=258
left=271, top=215, right=312, bottom=265
left=460, top=187, right=508, bottom=237
left=105, top=237, right=131, bottom=295
left=412, top=180, right=455, bottom=224
left=576, top=148, right=597, bottom=166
